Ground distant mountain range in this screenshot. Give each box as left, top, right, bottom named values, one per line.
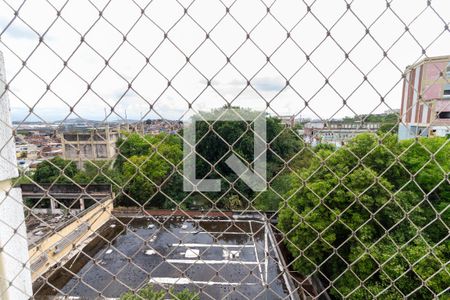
left=13, top=118, right=141, bottom=125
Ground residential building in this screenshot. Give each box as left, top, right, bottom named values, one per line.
left=384, top=108, right=400, bottom=115
left=40, top=142, right=63, bottom=158
left=143, top=119, right=183, bottom=134
left=303, top=121, right=380, bottom=146
left=61, top=126, right=119, bottom=168
left=398, top=55, right=450, bottom=140
left=279, top=115, right=296, bottom=127
left=16, top=144, right=39, bottom=160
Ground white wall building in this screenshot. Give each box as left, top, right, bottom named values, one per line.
left=303, top=121, right=380, bottom=147
left=0, top=51, right=33, bottom=300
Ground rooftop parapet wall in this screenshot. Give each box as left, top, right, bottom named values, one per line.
left=20, top=183, right=113, bottom=198
left=28, top=198, right=113, bottom=282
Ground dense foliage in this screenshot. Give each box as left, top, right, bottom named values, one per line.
left=119, top=285, right=199, bottom=300
left=32, top=108, right=303, bottom=209
left=33, top=157, right=77, bottom=183
left=278, top=134, right=449, bottom=299
left=191, top=108, right=303, bottom=208
left=117, top=133, right=183, bottom=207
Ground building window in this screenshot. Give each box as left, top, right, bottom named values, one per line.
left=444, top=84, right=450, bottom=99
left=437, top=111, right=450, bottom=119
left=447, top=62, right=450, bottom=78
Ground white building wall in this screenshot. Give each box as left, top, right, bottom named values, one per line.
left=0, top=52, right=18, bottom=181
left=0, top=187, right=33, bottom=300
left=0, top=51, right=33, bottom=300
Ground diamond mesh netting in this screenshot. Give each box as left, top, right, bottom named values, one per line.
left=0, top=0, right=449, bottom=299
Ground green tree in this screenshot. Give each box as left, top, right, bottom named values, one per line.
left=120, top=285, right=199, bottom=300
left=72, top=161, right=115, bottom=184
left=115, top=133, right=155, bottom=171
left=119, top=133, right=183, bottom=207
left=33, top=157, right=77, bottom=183
left=278, top=133, right=449, bottom=299
left=378, top=123, right=398, bottom=134
left=191, top=107, right=304, bottom=207
left=254, top=174, right=293, bottom=211
left=113, top=108, right=306, bottom=209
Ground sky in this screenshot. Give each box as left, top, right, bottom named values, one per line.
left=0, top=0, right=449, bottom=123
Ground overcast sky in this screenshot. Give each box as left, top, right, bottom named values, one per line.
left=0, top=0, right=449, bottom=123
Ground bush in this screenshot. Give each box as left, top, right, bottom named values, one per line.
left=119, top=285, right=199, bottom=300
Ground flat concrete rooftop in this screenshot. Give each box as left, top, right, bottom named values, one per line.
left=34, top=216, right=296, bottom=299
left=26, top=212, right=74, bottom=248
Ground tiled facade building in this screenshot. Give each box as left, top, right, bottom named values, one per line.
left=399, top=56, right=450, bottom=140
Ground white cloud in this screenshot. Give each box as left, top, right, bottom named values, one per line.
left=0, top=0, right=449, bottom=123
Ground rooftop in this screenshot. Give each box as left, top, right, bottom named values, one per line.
left=34, top=216, right=297, bottom=299
left=26, top=212, right=74, bottom=248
